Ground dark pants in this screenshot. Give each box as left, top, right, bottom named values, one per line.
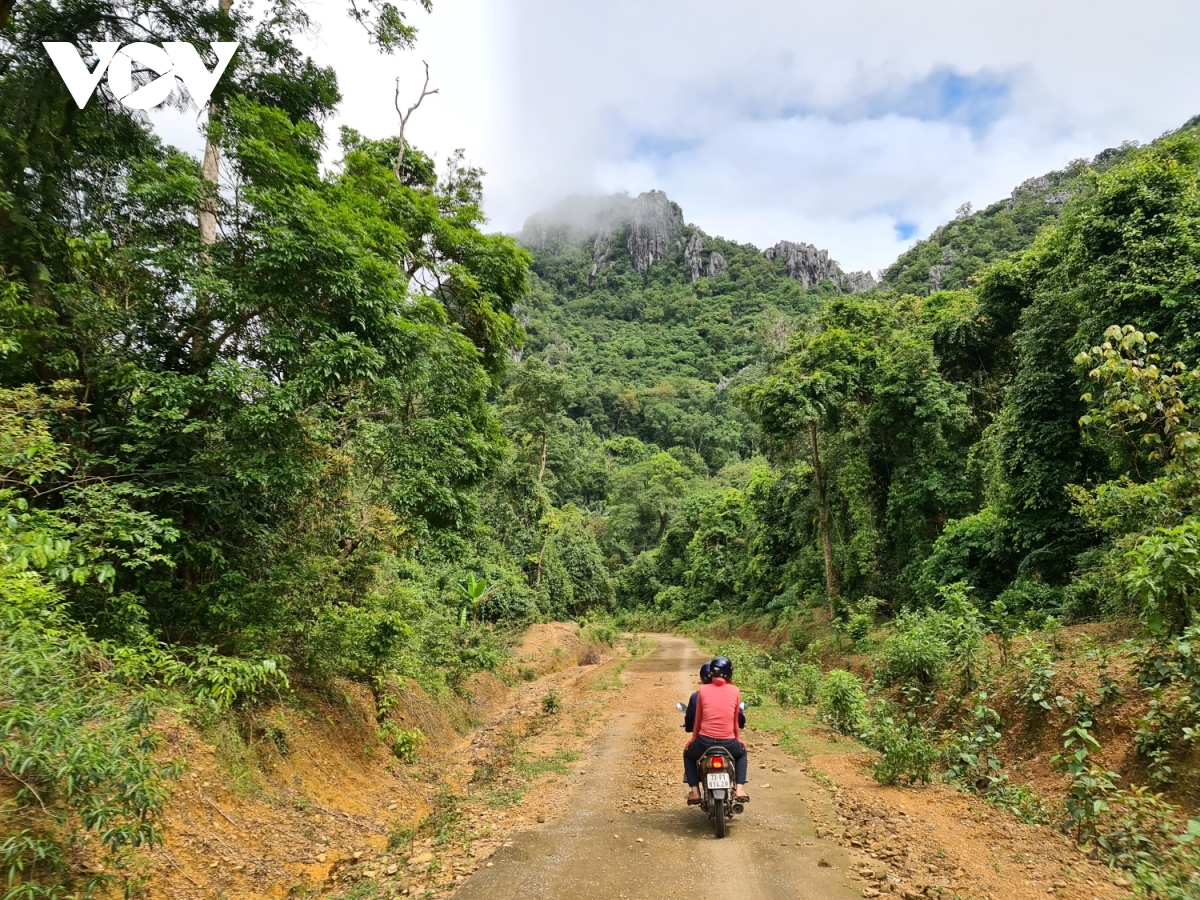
left=684, top=736, right=748, bottom=786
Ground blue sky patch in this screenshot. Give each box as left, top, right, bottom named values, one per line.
left=894, top=220, right=918, bottom=241
left=885, top=68, right=1012, bottom=132
left=630, top=134, right=701, bottom=159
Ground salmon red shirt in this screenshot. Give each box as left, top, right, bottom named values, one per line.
left=692, top=679, right=741, bottom=740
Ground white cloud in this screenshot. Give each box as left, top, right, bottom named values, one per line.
left=150, top=0, right=1200, bottom=272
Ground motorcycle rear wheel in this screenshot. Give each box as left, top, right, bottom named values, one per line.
left=713, top=798, right=726, bottom=838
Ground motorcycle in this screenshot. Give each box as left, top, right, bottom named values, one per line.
left=676, top=700, right=748, bottom=838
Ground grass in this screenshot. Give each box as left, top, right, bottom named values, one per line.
left=480, top=784, right=525, bottom=808
left=335, top=883, right=383, bottom=900
left=590, top=638, right=656, bottom=691
left=388, top=786, right=469, bottom=852
left=807, top=766, right=836, bottom=789
left=469, top=739, right=582, bottom=808
left=746, top=697, right=858, bottom=760
left=208, top=718, right=265, bottom=796
left=514, top=748, right=581, bottom=778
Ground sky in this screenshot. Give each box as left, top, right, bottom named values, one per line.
left=153, top=0, right=1200, bottom=274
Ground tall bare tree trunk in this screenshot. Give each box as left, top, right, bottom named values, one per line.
left=534, top=522, right=551, bottom=588
left=0, top=0, right=16, bottom=33
left=393, top=63, right=438, bottom=180
left=197, top=0, right=233, bottom=250
left=537, top=433, right=548, bottom=484
left=809, top=421, right=838, bottom=602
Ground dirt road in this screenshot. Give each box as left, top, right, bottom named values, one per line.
left=453, top=635, right=862, bottom=900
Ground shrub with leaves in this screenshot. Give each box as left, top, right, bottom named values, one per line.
left=767, top=656, right=821, bottom=707
left=1131, top=625, right=1200, bottom=786
left=937, top=583, right=988, bottom=689
left=1125, top=518, right=1200, bottom=637
left=0, top=566, right=174, bottom=899
left=943, top=693, right=1003, bottom=789
left=876, top=611, right=951, bottom=688
left=378, top=723, right=424, bottom=763
left=818, top=669, right=866, bottom=735
left=1130, top=817, right=1200, bottom=900
left=1013, top=635, right=1059, bottom=711
left=864, top=703, right=938, bottom=786
left=1077, top=326, right=1200, bottom=636
left=1052, top=719, right=1119, bottom=841
left=983, top=779, right=1053, bottom=825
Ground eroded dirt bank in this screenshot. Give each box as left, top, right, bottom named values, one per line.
left=138, top=623, right=623, bottom=898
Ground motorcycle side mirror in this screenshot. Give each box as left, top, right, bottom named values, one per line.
left=739, top=701, right=748, bottom=712
left=676, top=702, right=686, bottom=712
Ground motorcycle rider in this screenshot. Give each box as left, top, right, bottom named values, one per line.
left=684, top=656, right=750, bottom=804
left=682, top=662, right=745, bottom=732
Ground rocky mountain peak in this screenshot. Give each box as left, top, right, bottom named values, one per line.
left=519, top=191, right=868, bottom=291
left=764, top=240, right=876, bottom=294
left=626, top=191, right=684, bottom=272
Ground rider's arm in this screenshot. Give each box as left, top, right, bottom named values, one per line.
left=684, top=692, right=698, bottom=731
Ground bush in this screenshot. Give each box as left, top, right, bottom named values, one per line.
left=1132, top=625, right=1200, bottom=786
left=818, top=669, right=866, bottom=735
left=984, top=779, right=1052, bottom=824
left=843, top=613, right=873, bottom=650
left=1012, top=636, right=1058, bottom=712
left=865, top=707, right=937, bottom=786
left=943, top=694, right=1002, bottom=789
left=876, top=612, right=951, bottom=687
left=0, top=566, right=175, bottom=898
left=995, top=578, right=1066, bottom=619
left=915, top=507, right=1016, bottom=602
left=378, top=723, right=424, bottom=763
left=767, top=657, right=821, bottom=707
left=1125, top=517, right=1200, bottom=635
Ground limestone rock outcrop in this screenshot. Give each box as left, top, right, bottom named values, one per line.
left=928, top=248, right=955, bottom=292
left=682, top=231, right=706, bottom=282
left=764, top=240, right=840, bottom=288
left=591, top=229, right=613, bottom=278
left=627, top=190, right=684, bottom=272
left=519, top=191, right=862, bottom=289
left=764, top=241, right=874, bottom=293
left=841, top=270, right=876, bottom=293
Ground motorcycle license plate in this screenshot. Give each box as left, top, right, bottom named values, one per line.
left=706, top=772, right=731, bottom=790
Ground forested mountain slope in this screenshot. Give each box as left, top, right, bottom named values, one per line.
left=511, top=116, right=1200, bottom=626
left=502, top=124, right=1200, bottom=896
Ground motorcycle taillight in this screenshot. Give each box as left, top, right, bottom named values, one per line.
left=712, top=756, right=724, bottom=769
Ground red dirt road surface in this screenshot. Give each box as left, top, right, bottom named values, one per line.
left=452, top=635, right=864, bottom=900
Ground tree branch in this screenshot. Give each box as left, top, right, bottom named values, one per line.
left=393, top=61, right=438, bottom=180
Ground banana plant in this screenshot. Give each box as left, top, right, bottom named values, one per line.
left=456, top=573, right=502, bottom=626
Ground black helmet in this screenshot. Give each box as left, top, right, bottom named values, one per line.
left=699, top=662, right=712, bottom=684
left=710, top=656, right=733, bottom=681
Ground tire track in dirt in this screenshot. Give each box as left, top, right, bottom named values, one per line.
left=452, top=635, right=863, bottom=900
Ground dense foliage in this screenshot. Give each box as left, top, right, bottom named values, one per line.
left=0, top=0, right=571, bottom=893
left=514, top=121, right=1200, bottom=638
left=4, top=0, right=1200, bottom=890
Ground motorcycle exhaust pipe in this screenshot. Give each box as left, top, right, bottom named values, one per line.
left=732, top=802, right=745, bottom=815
